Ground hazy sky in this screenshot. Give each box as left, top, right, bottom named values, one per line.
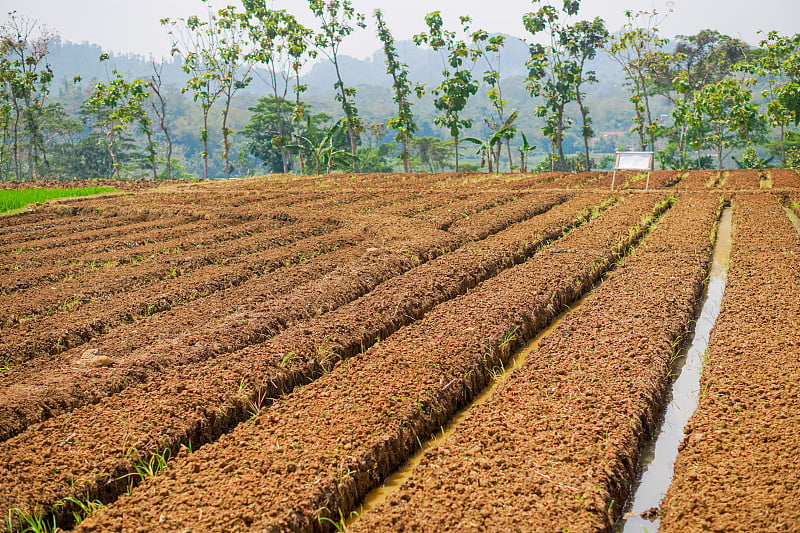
left=2, top=0, right=798, bottom=60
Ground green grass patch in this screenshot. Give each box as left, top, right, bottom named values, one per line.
left=0, top=186, right=116, bottom=214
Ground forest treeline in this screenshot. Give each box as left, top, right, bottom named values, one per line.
left=1, top=0, right=799, bottom=180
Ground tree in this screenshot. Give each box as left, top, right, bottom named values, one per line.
left=241, top=3, right=313, bottom=174
left=649, top=29, right=749, bottom=167
left=308, top=0, right=366, bottom=173
left=562, top=18, right=608, bottom=171
left=463, top=111, right=518, bottom=173
left=691, top=77, right=763, bottom=169
left=286, top=116, right=354, bottom=174
left=608, top=9, right=669, bottom=153
left=84, top=56, right=151, bottom=179
left=472, top=31, right=517, bottom=172
left=517, top=132, right=536, bottom=173
left=0, top=12, right=56, bottom=180
left=374, top=9, right=421, bottom=173
left=410, top=136, right=451, bottom=172
left=162, top=0, right=255, bottom=179
left=148, top=62, right=173, bottom=180
left=740, top=31, right=800, bottom=166
left=524, top=0, right=581, bottom=172
left=243, top=95, right=325, bottom=173
left=414, top=12, right=482, bottom=172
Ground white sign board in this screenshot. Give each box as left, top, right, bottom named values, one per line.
left=615, top=152, right=653, bottom=171
left=611, top=151, right=654, bottom=191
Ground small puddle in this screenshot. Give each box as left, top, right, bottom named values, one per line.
left=348, top=293, right=594, bottom=526
left=618, top=206, right=733, bottom=532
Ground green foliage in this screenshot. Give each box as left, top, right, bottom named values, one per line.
left=375, top=9, right=421, bottom=172
left=309, top=0, right=367, bottom=172
left=84, top=60, right=152, bottom=179
left=738, top=31, right=800, bottom=167
left=414, top=12, right=483, bottom=171
left=463, top=111, right=518, bottom=172
left=608, top=9, right=669, bottom=152
left=4, top=507, right=56, bottom=533
left=524, top=1, right=607, bottom=171
left=0, top=186, right=115, bottom=213
left=242, top=96, right=316, bottom=173
left=0, top=12, right=57, bottom=181
left=163, top=1, right=256, bottom=179
left=285, top=116, right=354, bottom=174
left=410, top=136, right=452, bottom=172
left=690, top=77, right=765, bottom=169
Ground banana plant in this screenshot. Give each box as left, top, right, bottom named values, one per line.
left=463, top=111, right=518, bottom=172
left=517, top=132, right=536, bottom=172
left=285, top=116, right=354, bottom=174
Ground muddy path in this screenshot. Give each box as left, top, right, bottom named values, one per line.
left=660, top=193, right=800, bottom=532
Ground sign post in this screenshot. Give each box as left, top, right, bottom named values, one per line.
left=612, top=151, right=654, bottom=191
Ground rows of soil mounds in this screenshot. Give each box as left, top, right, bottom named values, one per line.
left=60, top=193, right=667, bottom=532
left=0, top=187, right=598, bottom=528
left=0, top=186, right=559, bottom=441
left=1, top=172, right=797, bottom=532
left=660, top=193, right=800, bottom=532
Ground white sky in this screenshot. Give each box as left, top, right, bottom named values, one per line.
left=2, top=0, right=798, bottom=60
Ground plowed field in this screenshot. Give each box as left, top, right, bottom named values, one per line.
left=1, top=170, right=798, bottom=532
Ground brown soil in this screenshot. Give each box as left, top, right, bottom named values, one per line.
left=67, top=193, right=666, bottom=532
left=0, top=171, right=797, bottom=532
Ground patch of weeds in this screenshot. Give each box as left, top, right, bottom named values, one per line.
left=500, top=327, right=518, bottom=350
left=399, top=396, right=427, bottom=415
left=279, top=350, right=301, bottom=369
left=59, top=493, right=104, bottom=526
left=61, top=296, right=91, bottom=313
left=3, top=508, right=56, bottom=533
left=315, top=335, right=340, bottom=373
left=489, top=359, right=506, bottom=382
left=1, top=355, right=14, bottom=372
left=317, top=507, right=352, bottom=532
left=121, top=448, right=172, bottom=485
left=237, top=377, right=269, bottom=416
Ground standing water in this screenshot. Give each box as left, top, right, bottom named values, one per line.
left=619, top=207, right=733, bottom=532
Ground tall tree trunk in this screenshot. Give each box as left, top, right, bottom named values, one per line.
left=201, top=106, right=210, bottom=180
left=401, top=132, right=410, bottom=172
left=332, top=58, right=359, bottom=173
left=454, top=132, right=459, bottom=172
left=146, top=131, right=158, bottom=180
left=555, top=108, right=567, bottom=172
left=294, top=73, right=306, bottom=176
left=222, top=96, right=233, bottom=180
left=107, top=130, right=120, bottom=179
left=506, top=139, right=513, bottom=172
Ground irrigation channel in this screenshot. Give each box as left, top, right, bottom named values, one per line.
left=618, top=206, right=733, bottom=532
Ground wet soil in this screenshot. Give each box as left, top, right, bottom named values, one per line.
left=660, top=193, right=800, bottom=532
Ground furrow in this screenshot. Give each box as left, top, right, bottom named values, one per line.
left=660, top=194, right=800, bottom=532
left=350, top=192, right=721, bottom=532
